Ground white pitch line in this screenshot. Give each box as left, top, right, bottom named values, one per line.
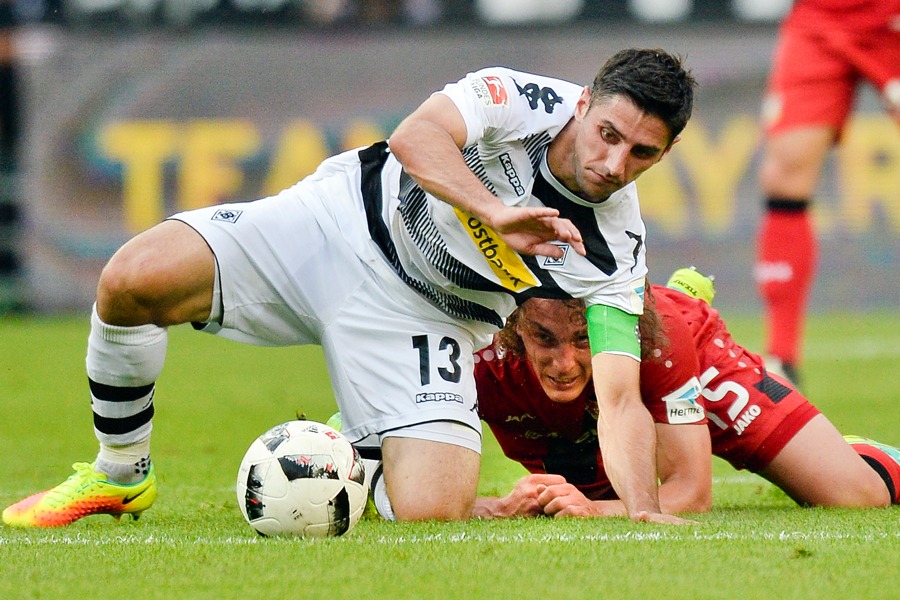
left=1, top=529, right=897, bottom=546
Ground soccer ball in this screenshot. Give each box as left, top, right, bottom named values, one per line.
left=236, top=420, right=368, bottom=537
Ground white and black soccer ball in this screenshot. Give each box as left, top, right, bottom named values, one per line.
left=236, top=420, right=368, bottom=537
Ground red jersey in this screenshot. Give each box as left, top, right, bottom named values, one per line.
left=475, top=286, right=820, bottom=499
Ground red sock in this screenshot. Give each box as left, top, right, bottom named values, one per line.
left=754, top=199, right=817, bottom=365
left=848, top=441, right=900, bottom=504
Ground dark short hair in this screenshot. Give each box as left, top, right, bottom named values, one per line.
left=591, top=48, right=697, bottom=144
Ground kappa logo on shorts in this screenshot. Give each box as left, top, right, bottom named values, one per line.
left=415, top=392, right=464, bottom=404
left=212, top=209, right=243, bottom=223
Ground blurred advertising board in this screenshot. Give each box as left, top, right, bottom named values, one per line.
left=18, top=24, right=899, bottom=313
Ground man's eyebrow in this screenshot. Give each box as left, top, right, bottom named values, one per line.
left=525, top=320, right=553, bottom=336
left=598, top=119, right=664, bottom=156
left=633, top=143, right=664, bottom=156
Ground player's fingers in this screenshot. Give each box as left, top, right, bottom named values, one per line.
left=539, top=491, right=575, bottom=516
left=532, top=242, right=566, bottom=259
left=537, top=482, right=577, bottom=506
left=538, top=216, right=586, bottom=256
left=494, top=206, right=558, bottom=231
left=521, top=206, right=560, bottom=219
left=548, top=501, right=592, bottom=518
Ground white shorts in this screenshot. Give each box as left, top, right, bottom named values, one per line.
left=170, top=162, right=485, bottom=451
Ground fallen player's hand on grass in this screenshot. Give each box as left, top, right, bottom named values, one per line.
left=539, top=482, right=625, bottom=518
left=472, top=473, right=568, bottom=518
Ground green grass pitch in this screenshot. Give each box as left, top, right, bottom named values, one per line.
left=1, top=310, right=897, bottom=599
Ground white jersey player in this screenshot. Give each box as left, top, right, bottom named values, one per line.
left=3, top=49, right=698, bottom=528
left=376, top=67, right=648, bottom=332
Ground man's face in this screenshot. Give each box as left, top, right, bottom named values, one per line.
left=568, top=90, right=675, bottom=202
left=517, top=299, right=593, bottom=403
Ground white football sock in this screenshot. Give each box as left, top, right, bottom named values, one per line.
left=86, top=303, right=167, bottom=482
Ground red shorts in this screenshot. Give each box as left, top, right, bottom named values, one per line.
left=709, top=372, right=821, bottom=473
left=762, top=18, right=900, bottom=134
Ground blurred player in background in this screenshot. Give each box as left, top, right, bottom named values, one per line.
left=473, top=268, right=900, bottom=518
left=754, top=0, right=900, bottom=384
left=3, top=48, right=698, bottom=527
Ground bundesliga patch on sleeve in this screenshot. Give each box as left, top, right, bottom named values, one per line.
left=471, top=75, right=509, bottom=107
left=661, top=376, right=705, bottom=424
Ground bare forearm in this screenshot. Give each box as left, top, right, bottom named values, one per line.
left=598, top=401, right=660, bottom=516
left=389, top=114, right=500, bottom=223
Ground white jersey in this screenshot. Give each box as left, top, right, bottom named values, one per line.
left=358, top=67, right=647, bottom=329
left=170, top=67, right=648, bottom=444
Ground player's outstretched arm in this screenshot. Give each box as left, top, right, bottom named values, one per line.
left=389, top=94, right=585, bottom=258
left=472, top=473, right=568, bottom=518
left=592, top=353, right=658, bottom=515
left=593, top=353, right=697, bottom=525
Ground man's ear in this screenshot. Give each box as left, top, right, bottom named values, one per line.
left=659, top=135, right=681, bottom=161
left=574, top=86, right=592, bottom=121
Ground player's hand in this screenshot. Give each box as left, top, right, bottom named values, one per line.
left=538, top=483, right=624, bottom=518
left=630, top=511, right=699, bottom=525
left=539, top=482, right=601, bottom=517
left=484, top=204, right=586, bottom=258
left=497, top=474, right=569, bottom=517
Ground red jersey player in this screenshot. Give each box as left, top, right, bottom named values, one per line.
left=473, top=268, right=900, bottom=518
left=754, top=0, right=900, bottom=384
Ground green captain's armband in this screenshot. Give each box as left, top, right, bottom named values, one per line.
left=585, top=304, right=640, bottom=359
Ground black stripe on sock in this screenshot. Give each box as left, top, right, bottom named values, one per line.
left=766, top=197, right=809, bottom=213
left=89, top=379, right=155, bottom=402
left=93, top=405, right=155, bottom=436
left=860, top=455, right=897, bottom=504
